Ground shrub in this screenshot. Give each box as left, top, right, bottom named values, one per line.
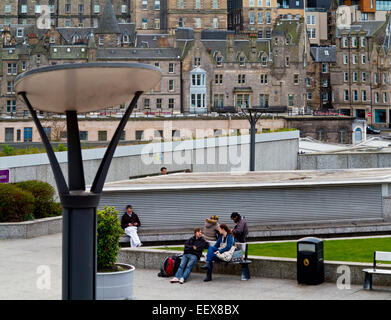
left=97, top=206, right=123, bottom=271
left=15, top=180, right=58, bottom=219
left=0, top=184, right=35, bottom=222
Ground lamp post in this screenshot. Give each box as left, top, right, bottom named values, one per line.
left=240, top=106, right=288, bottom=171
left=15, top=63, right=162, bottom=300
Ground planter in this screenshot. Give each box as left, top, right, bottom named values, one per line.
left=96, top=263, right=135, bottom=300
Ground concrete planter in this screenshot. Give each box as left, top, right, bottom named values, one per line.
left=0, top=216, right=62, bottom=240
left=96, top=263, right=135, bottom=300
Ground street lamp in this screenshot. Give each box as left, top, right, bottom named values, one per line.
left=240, top=106, right=287, bottom=171
left=14, top=62, right=162, bottom=300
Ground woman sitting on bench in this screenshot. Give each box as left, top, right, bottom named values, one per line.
left=201, top=224, right=234, bottom=282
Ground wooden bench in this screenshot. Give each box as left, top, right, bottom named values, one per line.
left=362, top=251, right=391, bottom=290
left=200, top=241, right=252, bottom=280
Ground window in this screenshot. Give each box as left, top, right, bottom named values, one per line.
left=5, top=128, right=14, bottom=142
left=213, top=94, right=224, bottom=108
left=239, top=56, right=246, bottom=66
left=194, top=57, right=201, bottom=66
left=344, top=72, right=348, bottom=82
left=294, top=74, right=299, bottom=85
left=352, top=36, right=357, bottom=47
left=374, top=73, right=378, bottom=84
left=258, top=12, right=263, bottom=24
left=7, top=63, right=17, bottom=75
left=236, top=94, right=250, bottom=108
left=260, top=74, right=268, bottom=84
left=142, top=18, right=147, bottom=29
left=144, top=98, right=150, bottom=108
left=178, top=17, right=184, bottom=27
left=361, top=54, right=366, bottom=64
left=361, top=37, right=365, bottom=47
left=195, top=18, right=201, bottom=28
left=322, top=79, right=328, bottom=87
left=322, top=63, right=328, bottom=73
left=306, top=15, right=315, bottom=25
left=169, top=63, right=174, bottom=73
left=168, top=99, right=175, bottom=109
left=238, top=74, right=246, bottom=84
left=16, top=29, right=24, bottom=38
left=136, top=130, right=144, bottom=140
left=362, top=72, right=366, bottom=82
left=250, top=12, right=255, bottom=24
left=142, top=0, right=148, bottom=9
left=65, top=3, right=71, bottom=13
left=343, top=54, right=348, bottom=64
left=344, top=90, right=349, bottom=101
left=94, top=4, right=100, bottom=13
left=307, top=28, right=316, bottom=39
left=21, top=5, right=27, bottom=13
left=178, top=0, right=184, bottom=8
left=79, top=131, right=88, bottom=141
left=215, top=74, right=223, bottom=84
left=258, top=0, right=263, bottom=5
left=98, top=131, right=107, bottom=141
left=7, top=81, right=14, bottom=94
left=213, top=18, right=218, bottom=29
left=35, top=5, right=41, bottom=13
left=353, top=72, right=358, bottom=82
left=288, top=94, right=294, bottom=106
left=78, top=4, right=84, bottom=13
left=6, top=100, right=16, bottom=113
left=307, top=92, right=312, bottom=100
left=362, top=90, right=367, bottom=102
left=383, top=92, right=387, bottom=103
left=156, top=98, right=162, bottom=108
left=285, top=57, right=290, bottom=67
left=196, top=0, right=201, bottom=9
left=155, top=0, right=160, bottom=10
left=266, top=12, right=271, bottom=24
left=375, top=109, right=386, bottom=123
left=216, top=56, right=222, bottom=66
left=22, top=61, right=27, bottom=71
left=24, top=128, right=32, bottom=142
left=250, top=0, right=255, bottom=6
left=342, top=36, right=348, bottom=47
left=169, top=80, right=174, bottom=91
left=259, top=94, right=269, bottom=107
left=375, top=92, right=379, bottom=103
left=352, top=54, right=357, bottom=64
left=353, top=90, right=358, bottom=102
left=213, top=0, right=219, bottom=9
left=384, top=73, right=387, bottom=84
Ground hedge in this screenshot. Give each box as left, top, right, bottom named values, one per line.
left=0, top=184, right=35, bottom=222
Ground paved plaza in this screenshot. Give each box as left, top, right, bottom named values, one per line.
left=0, top=233, right=390, bottom=300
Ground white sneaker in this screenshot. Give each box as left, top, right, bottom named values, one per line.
left=170, top=277, right=179, bottom=283
left=179, top=278, right=185, bottom=284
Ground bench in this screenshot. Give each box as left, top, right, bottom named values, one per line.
left=200, top=240, right=252, bottom=280
left=362, top=251, right=391, bottom=290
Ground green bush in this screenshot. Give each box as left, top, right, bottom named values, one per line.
left=15, top=180, right=60, bottom=219
left=97, top=206, right=123, bottom=271
left=0, top=184, right=35, bottom=222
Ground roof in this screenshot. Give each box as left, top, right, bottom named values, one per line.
left=337, top=20, right=386, bottom=38
left=96, top=0, right=121, bottom=34
left=136, top=34, right=170, bottom=48
left=310, top=46, right=336, bottom=62
left=201, top=29, right=235, bottom=40
left=101, top=169, right=391, bottom=192
left=96, top=47, right=182, bottom=60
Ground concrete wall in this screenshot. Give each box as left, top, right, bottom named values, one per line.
left=0, top=131, right=299, bottom=197
left=298, top=152, right=391, bottom=170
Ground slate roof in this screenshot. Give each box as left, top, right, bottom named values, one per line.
left=96, top=47, right=182, bottom=60
left=136, top=34, right=170, bottom=48
left=96, top=0, right=121, bottom=34
left=201, top=29, right=235, bottom=40
left=175, top=28, right=194, bottom=40
left=337, top=20, right=386, bottom=38
left=310, top=46, right=336, bottom=63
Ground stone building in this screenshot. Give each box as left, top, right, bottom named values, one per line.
left=228, top=0, right=279, bottom=37
left=0, top=0, right=132, bottom=28
left=166, top=0, right=228, bottom=31
left=331, top=18, right=391, bottom=127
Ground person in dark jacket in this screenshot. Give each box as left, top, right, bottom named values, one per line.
left=230, top=212, right=248, bottom=243
left=121, top=205, right=142, bottom=247
left=170, top=227, right=209, bottom=284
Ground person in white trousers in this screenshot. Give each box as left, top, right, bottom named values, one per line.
left=121, top=205, right=142, bottom=247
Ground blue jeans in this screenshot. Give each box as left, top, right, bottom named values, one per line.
left=206, top=246, right=221, bottom=262
left=174, top=254, right=198, bottom=282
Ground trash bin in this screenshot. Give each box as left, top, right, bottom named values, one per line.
left=297, top=237, right=324, bottom=285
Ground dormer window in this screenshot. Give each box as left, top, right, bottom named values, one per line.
left=216, top=56, right=223, bottom=67
left=239, top=56, right=246, bottom=66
